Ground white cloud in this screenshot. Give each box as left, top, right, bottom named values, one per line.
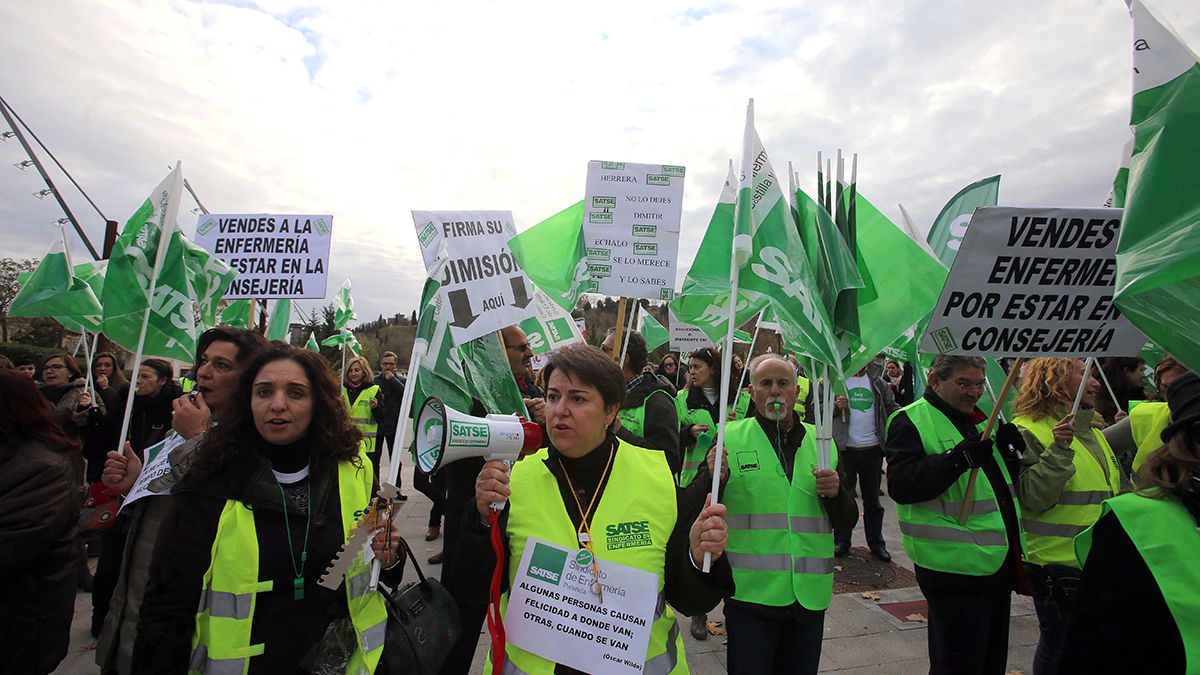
left=1, top=0, right=1197, bottom=322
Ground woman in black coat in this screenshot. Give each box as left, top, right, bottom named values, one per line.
left=0, top=371, right=83, bottom=674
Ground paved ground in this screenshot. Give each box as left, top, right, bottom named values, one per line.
left=55, top=456, right=1037, bottom=674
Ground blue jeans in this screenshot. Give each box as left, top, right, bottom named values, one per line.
left=1029, top=568, right=1077, bottom=675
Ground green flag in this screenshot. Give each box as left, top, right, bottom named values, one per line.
left=333, top=279, right=356, bottom=330
left=637, top=305, right=669, bottom=351
left=517, top=291, right=585, bottom=355
left=837, top=194, right=949, bottom=376
left=304, top=331, right=320, bottom=353
left=220, top=299, right=253, bottom=328
left=178, top=235, right=237, bottom=328
left=100, top=165, right=197, bottom=362
left=10, top=235, right=103, bottom=333
left=410, top=278, right=527, bottom=418
left=672, top=102, right=841, bottom=371
left=265, top=299, right=293, bottom=342
left=924, top=175, right=1001, bottom=268
left=1105, top=137, right=1134, bottom=209
left=794, top=186, right=863, bottom=337
left=508, top=201, right=591, bottom=312
left=1114, top=0, right=1200, bottom=371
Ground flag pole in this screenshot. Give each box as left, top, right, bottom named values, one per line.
left=368, top=334, right=428, bottom=591
left=610, top=297, right=629, bottom=360
left=958, top=357, right=1024, bottom=524
left=115, top=163, right=183, bottom=454
left=705, top=101, right=755, bottom=572
left=1071, top=357, right=1095, bottom=416
left=618, top=300, right=637, bottom=370
left=736, top=310, right=764, bottom=393
left=1093, top=361, right=1122, bottom=413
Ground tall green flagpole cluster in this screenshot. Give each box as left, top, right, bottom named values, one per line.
left=10, top=230, right=103, bottom=334
left=1114, top=0, right=1200, bottom=372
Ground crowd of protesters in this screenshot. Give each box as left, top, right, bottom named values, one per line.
left=3, top=327, right=1198, bottom=675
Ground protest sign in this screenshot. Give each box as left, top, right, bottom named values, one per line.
left=412, top=210, right=535, bottom=345
left=669, top=308, right=713, bottom=352
left=922, top=206, right=1146, bottom=357
left=119, top=433, right=187, bottom=512
left=193, top=214, right=332, bottom=299
left=505, top=537, right=658, bottom=674
left=582, top=161, right=685, bottom=300
left=519, top=290, right=585, bottom=356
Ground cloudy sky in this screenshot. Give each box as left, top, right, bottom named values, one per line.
left=2, top=0, right=1197, bottom=323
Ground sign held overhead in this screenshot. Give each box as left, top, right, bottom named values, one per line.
left=193, top=213, right=333, bottom=299
left=922, top=206, right=1146, bottom=357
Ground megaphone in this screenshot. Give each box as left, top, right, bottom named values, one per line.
left=414, top=397, right=544, bottom=476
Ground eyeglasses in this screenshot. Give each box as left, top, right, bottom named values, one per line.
left=505, top=342, right=530, bottom=352
left=43, top=363, right=67, bottom=371
left=950, top=379, right=986, bottom=392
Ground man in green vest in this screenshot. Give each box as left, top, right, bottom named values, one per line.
left=601, top=330, right=681, bottom=473
left=698, top=354, right=857, bottom=674
left=1103, top=354, right=1189, bottom=475
left=884, top=354, right=1026, bottom=675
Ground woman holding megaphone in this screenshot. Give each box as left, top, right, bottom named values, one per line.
left=460, top=344, right=732, bottom=675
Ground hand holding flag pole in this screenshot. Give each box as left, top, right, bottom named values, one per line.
left=958, top=357, right=1024, bottom=524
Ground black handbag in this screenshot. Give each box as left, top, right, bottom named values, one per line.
left=379, top=538, right=462, bottom=675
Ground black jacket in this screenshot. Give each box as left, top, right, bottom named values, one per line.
left=128, top=383, right=183, bottom=458
left=133, top=440, right=404, bottom=674
left=615, top=373, right=681, bottom=473
left=884, top=390, right=1023, bottom=591
left=372, top=372, right=405, bottom=436
left=0, top=438, right=81, bottom=675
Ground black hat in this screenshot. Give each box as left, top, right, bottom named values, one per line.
left=1160, top=371, right=1200, bottom=442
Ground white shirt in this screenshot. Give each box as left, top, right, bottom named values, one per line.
left=845, top=374, right=878, bottom=447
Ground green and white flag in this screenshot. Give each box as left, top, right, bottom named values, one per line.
left=672, top=103, right=841, bottom=372
left=321, top=329, right=361, bottom=355
left=220, top=299, right=253, bottom=328
left=637, top=304, right=669, bottom=351
left=1114, top=0, right=1200, bottom=372
left=100, top=165, right=197, bottom=362
left=333, top=279, right=356, bottom=330
left=304, top=331, right=320, bottom=353
left=265, top=299, right=293, bottom=342
left=925, top=175, right=1001, bottom=268
left=178, top=235, right=237, bottom=328
left=794, top=186, right=864, bottom=342
left=508, top=201, right=592, bottom=312
left=412, top=278, right=528, bottom=418
left=517, top=290, right=585, bottom=355
left=10, top=234, right=103, bottom=333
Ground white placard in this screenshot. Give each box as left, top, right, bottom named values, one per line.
left=922, top=206, right=1146, bottom=357
left=119, top=432, right=187, bottom=512
left=411, top=211, right=536, bottom=345
left=582, top=161, right=685, bottom=301
left=669, top=308, right=714, bottom=352
left=193, top=214, right=332, bottom=299
left=506, top=537, right=658, bottom=674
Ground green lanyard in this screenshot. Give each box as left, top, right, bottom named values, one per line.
left=275, top=465, right=313, bottom=601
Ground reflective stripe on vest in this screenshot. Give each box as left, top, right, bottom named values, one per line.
left=722, top=418, right=836, bottom=610
left=890, top=399, right=1022, bottom=576
left=1075, top=493, right=1200, bottom=671
left=188, top=449, right=386, bottom=675
left=343, top=385, right=380, bottom=456
left=1130, top=402, right=1171, bottom=473
left=676, top=389, right=741, bottom=488
left=486, top=441, right=685, bottom=675
left=1014, top=414, right=1121, bottom=568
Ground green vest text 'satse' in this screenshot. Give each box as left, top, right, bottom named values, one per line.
left=487, top=441, right=687, bottom=675
left=722, top=417, right=836, bottom=610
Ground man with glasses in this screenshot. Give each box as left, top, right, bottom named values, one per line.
left=374, top=351, right=408, bottom=501
left=884, top=355, right=1026, bottom=675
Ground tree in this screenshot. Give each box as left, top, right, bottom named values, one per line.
left=0, top=257, right=40, bottom=342
left=410, top=309, right=416, bottom=325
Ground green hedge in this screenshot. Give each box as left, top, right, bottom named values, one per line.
left=0, top=341, right=67, bottom=366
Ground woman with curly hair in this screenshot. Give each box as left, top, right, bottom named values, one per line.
left=1062, top=371, right=1200, bottom=673
left=134, top=346, right=405, bottom=673
left=1010, top=357, right=1127, bottom=675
